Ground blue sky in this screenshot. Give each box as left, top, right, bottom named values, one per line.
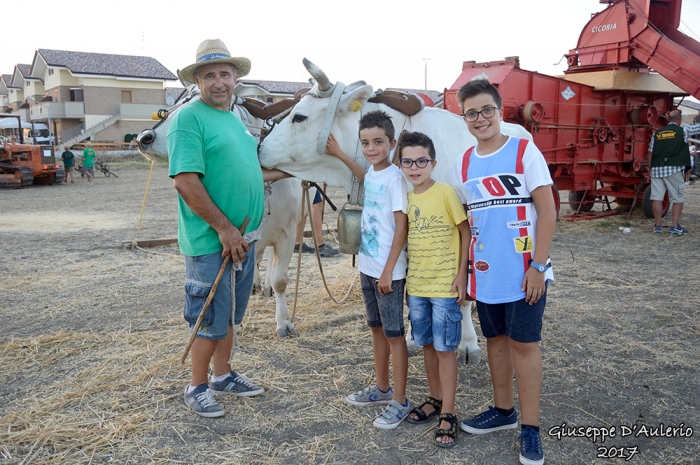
left=2, top=0, right=699, bottom=93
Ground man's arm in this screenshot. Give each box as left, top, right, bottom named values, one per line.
left=326, top=133, right=366, bottom=181
left=261, top=168, right=292, bottom=182
left=521, top=184, right=556, bottom=305
left=377, top=211, right=407, bottom=296
left=451, top=219, right=472, bottom=304
left=684, top=123, right=700, bottom=140
left=173, top=172, right=248, bottom=263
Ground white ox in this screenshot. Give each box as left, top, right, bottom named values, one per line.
left=137, top=86, right=300, bottom=338
left=259, top=59, right=533, bottom=364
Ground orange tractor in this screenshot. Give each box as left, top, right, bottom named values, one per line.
left=0, top=115, right=64, bottom=188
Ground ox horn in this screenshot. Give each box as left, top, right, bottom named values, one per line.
left=303, top=58, right=331, bottom=92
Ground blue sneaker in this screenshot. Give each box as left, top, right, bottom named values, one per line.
left=210, top=371, right=264, bottom=397
left=460, top=406, right=518, bottom=434
left=373, top=398, right=411, bottom=429
left=669, top=225, right=689, bottom=235
left=184, top=383, right=224, bottom=418
left=653, top=225, right=663, bottom=234
left=519, top=426, right=545, bottom=465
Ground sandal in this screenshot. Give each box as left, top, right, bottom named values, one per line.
left=435, top=413, right=458, bottom=448
left=407, top=396, right=442, bottom=424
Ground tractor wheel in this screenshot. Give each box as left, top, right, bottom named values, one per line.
left=641, top=185, right=669, bottom=218
left=568, top=190, right=594, bottom=213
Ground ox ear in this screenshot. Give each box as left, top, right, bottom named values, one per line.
left=338, top=84, right=374, bottom=115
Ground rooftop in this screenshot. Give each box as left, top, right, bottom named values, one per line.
left=237, top=79, right=312, bottom=94
left=37, top=49, right=177, bottom=80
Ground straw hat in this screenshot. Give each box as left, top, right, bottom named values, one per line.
left=178, top=39, right=251, bottom=84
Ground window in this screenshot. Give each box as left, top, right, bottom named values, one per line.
left=69, top=88, right=84, bottom=102
left=267, top=97, right=273, bottom=103
left=121, top=90, right=132, bottom=103
left=48, top=69, right=54, bottom=76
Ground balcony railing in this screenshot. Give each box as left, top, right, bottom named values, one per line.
left=30, top=101, right=85, bottom=120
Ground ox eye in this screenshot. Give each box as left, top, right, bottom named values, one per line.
left=292, top=114, right=307, bottom=123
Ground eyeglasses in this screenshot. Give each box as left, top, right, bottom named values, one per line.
left=462, top=106, right=499, bottom=122
left=399, top=157, right=433, bottom=169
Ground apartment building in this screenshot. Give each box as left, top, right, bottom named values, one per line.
left=1, top=49, right=176, bottom=146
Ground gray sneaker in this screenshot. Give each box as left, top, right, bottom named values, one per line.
left=373, top=399, right=411, bottom=429
left=345, top=385, right=393, bottom=406
left=210, top=371, right=264, bottom=397
left=184, top=383, right=224, bottom=418
left=317, top=243, right=339, bottom=257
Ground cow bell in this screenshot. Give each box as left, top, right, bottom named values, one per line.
left=337, top=204, right=363, bottom=255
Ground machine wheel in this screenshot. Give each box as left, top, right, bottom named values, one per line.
left=568, top=190, right=594, bottom=213
left=54, top=167, right=65, bottom=184
left=551, top=185, right=560, bottom=219
left=641, top=185, right=669, bottom=219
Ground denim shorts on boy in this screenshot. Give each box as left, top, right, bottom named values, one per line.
left=183, top=242, right=256, bottom=340
left=476, top=288, right=547, bottom=343
left=360, top=272, right=406, bottom=338
left=407, top=295, right=463, bottom=352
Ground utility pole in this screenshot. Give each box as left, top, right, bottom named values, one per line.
left=423, top=58, right=431, bottom=90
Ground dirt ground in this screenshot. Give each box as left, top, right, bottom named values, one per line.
left=1, top=160, right=699, bottom=464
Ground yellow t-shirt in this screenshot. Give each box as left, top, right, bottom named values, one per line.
left=406, top=181, right=468, bottom=297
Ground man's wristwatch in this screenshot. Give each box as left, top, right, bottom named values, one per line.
left=530, top=260, right=547, bottom=273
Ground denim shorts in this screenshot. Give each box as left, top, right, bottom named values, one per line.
left=476, top=290, right=546, bottom=343
left=407, top=295, right=463, bottom=352
left=183, top=242, right=256, bottom=341
left=360, top=272, right=405, bottom=338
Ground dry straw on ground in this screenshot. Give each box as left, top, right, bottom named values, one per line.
left=1, top=165, right=699, bottom=464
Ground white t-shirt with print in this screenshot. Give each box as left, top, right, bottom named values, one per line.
left=358, top=164, right=409, bottom=280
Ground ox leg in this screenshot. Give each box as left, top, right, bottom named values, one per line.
left=270, top=242, right=297, bottom=338
left=457, top=301, right=481, bottom=365
left=405, top=328, right=422, bottom=357
left=262, top=246, right=274, bottom=297
left=253, top=245, right=267, bottom=295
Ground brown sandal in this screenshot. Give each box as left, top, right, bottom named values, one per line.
left=407, top=396, right=442, bottom=424
left=435, top=413, right=458, bottom=448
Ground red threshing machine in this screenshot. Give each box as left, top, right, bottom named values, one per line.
left=444, top=0, right=700, bottom=219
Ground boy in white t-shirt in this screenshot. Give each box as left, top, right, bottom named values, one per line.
left=325, top=110, right=411, bottom=430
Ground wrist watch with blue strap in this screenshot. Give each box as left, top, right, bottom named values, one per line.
left=529, top=260, right=550, bottom=273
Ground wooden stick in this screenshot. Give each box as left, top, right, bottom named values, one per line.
left=180, top=217, right=250, bottom=364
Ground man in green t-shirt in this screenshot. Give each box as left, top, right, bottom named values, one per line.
left=61, top=146, right=75, bottom=184
left=168, top=39, right=266, bottom=418
left=82, top=142, right=96, bottom=183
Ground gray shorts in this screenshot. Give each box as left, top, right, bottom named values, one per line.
left=65, top=166, right=74, bottom=173
left=360, top=272, right=405, bottom=338
left=651, top=170, right=685, bottom=203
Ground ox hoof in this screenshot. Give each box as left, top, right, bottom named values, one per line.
left=276, top=326, right=298, bottom=338
left=263, top=288, right=273, bottom=298
left=252, top=284, right=260, bottom=295
left=458, top=347, right=482, bottom=366
left=406, top=344, right=423, bottom=357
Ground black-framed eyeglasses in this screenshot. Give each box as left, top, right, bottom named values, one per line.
left=462, top=106, right=499, bottom=122
left=399, top=157, right=433, bottom=169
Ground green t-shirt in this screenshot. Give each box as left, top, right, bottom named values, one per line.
left=167, top=99, right=264, bottom=257
left=82, top=147, right=96, bottom=167
left=61, top=151, right=75, bottom=167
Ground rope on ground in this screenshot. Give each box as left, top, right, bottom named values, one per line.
left=291, top=181, right=356, bottom=323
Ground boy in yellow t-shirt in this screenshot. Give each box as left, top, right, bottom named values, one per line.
left=399, top=131, right=471, bottom=448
